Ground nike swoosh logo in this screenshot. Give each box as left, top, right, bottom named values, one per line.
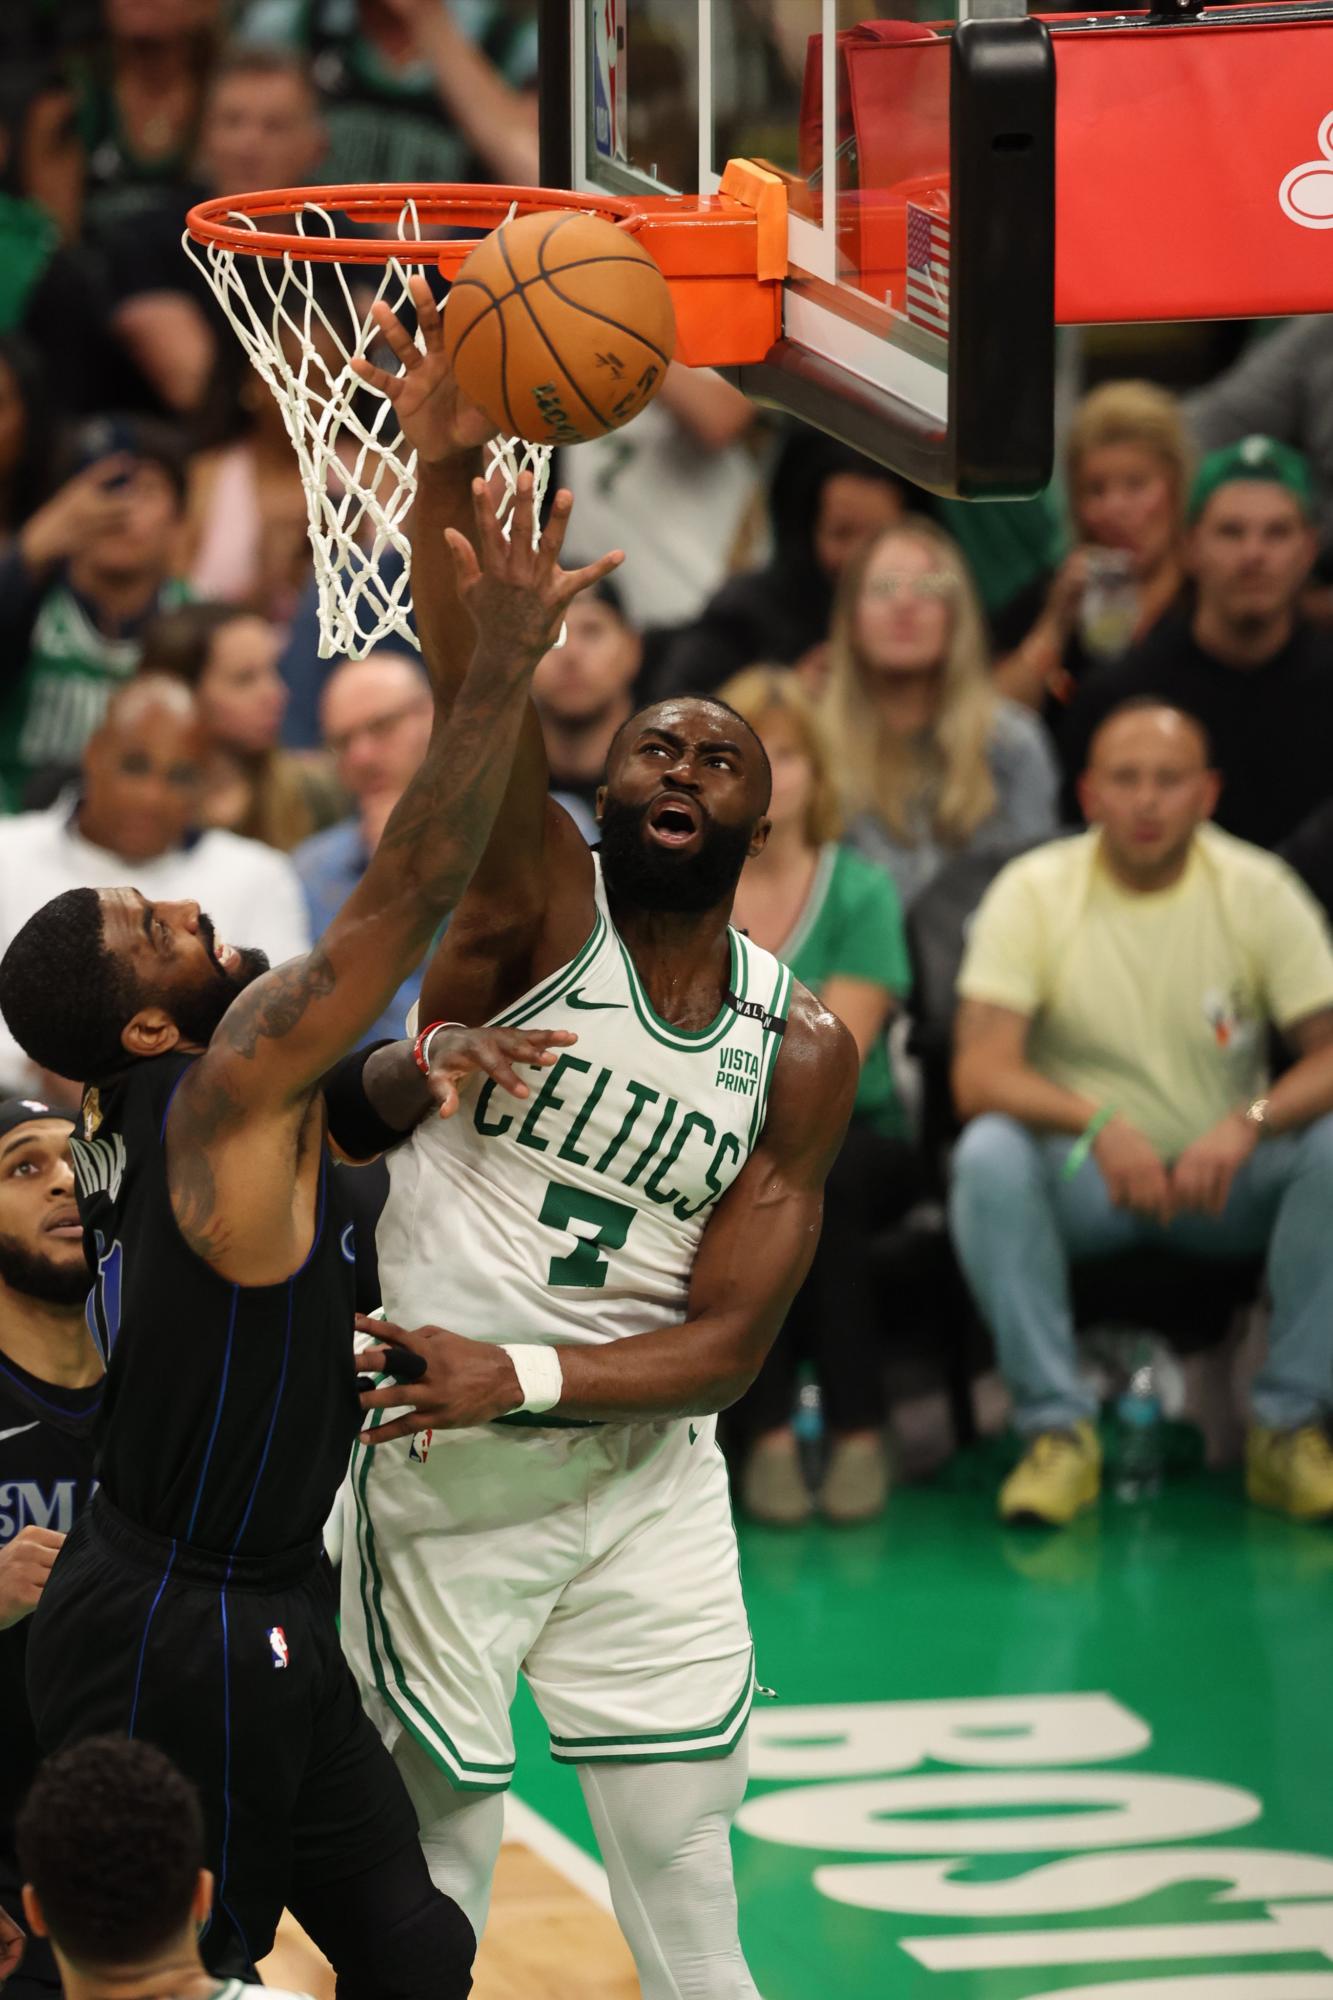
left=0, top=1421, right=39, bottom=1444
left=566, top=989, right=627, bottom=1012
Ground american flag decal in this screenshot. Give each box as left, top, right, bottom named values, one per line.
left=905, top=200, right=950, bottom=339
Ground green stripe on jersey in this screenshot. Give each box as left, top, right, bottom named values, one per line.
left=617, top=927, right=743, bottom=1052
left=747, top=963, right=792, bottom=1151
left=493, top=911, right=607, bottom=1029
left=547, top=1653, right=756, bottom=1760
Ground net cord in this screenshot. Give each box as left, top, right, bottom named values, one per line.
left=181, top=198, right=554, bottom=660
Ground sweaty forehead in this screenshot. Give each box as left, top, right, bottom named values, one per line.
left=624, top=701, right=748, bottom=751
left=98, top=887, right=146, bottom=954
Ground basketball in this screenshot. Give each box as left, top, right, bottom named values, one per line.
left=442, top=208, right=677, bottom=447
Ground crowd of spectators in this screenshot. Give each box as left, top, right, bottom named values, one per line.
left=1, top=0, right=1332, bottom=1591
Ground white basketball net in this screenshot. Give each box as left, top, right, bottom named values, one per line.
left=183, top=198, right=553, bottom=660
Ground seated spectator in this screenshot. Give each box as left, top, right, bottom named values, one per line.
left=16, top=1735, right=309, bottom=2000
left=0, top=87, right=138, bottom=422
left=652, top=432, right=906, bottom=700
left=276, top=544, right=416, bottom=751
left=720, top=668, right=918, bottom=1525
left=558, top=372, right=766, bottom=635
left=0, top=417, right=191, bottom=810
left=291, top=651, right=433, bottom=1046
left=238, top=0, right=541, bottom=187
left=1061, top=437, right=1332, bottom=848
left=0, top=676, right=310, bottom=1098
left=950, top=700, right=1333, bottom=1527
left=932, top=485, right=1064, bottom=658
left=532, top=577, right=641, bottom=835
left=997, top=380, right=1192, bottom=717
left=105, top=45, right=328, bottom=423
left=0, top=1096, right=99, bottom=1996
left=824, top=516, right=1059, bottom=909
left=68, top=0, right=221, bottom=243
left=139, top=602, right=343, bottom=849
left=1185, top=317, right=1333, bottom=565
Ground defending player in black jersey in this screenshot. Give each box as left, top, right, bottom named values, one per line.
left=0, top=396, right=622, bottom=1993
left=0, top=1098, right=100, bottom=2000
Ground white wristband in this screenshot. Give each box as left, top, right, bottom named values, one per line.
left=500, top=1343, right=564, bottom=1415
left=417, top=1021, right=466, bottom=1073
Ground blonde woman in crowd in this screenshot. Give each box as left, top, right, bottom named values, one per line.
left=138, top=603, right=343, bottom=851
left=998, top=380, right=1193, bottom=715
left=721, top=668, right=920, bottom=1525
left=823, top=518, right=1059, bottom=909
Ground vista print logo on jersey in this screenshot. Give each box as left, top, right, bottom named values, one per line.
left=716, top=1047, right=759, bottom=1097
left=268, top=1625, right=290, bottom=1670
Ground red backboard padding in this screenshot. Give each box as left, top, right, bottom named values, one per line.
left=801, top=13, right=1333, bottom=323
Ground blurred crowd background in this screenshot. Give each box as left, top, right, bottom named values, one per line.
left=2, top=0, right=1333, bottom=1531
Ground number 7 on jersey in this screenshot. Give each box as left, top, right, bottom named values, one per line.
left=539, top=1182, right=635, bottom=1289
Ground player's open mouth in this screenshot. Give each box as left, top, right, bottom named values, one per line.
left=646, top=797, right=703, bottom=848
left=212, top=938, right=241, bottom=974
left=44, top=1207, right=83, bottom=1239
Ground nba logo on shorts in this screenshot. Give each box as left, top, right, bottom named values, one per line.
left=267, top=1626, right=289, bottom=1670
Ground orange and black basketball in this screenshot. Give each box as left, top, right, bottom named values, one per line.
left=442, top=208, right=676, bottom=446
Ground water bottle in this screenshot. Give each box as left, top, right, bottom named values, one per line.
left=793, top=1378, right=824, bottom=1485
left=1114, top=1343, right=1165, bottom=1502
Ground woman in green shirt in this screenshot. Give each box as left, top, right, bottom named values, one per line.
left=721, top=669, right=921, bottom=1526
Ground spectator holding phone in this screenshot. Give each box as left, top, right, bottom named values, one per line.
left=0, top=418, right=190, bottom=810
left=996, top=381, right=1192, bottom=720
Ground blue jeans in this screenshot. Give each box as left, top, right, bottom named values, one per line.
left=948, top=1112, right=1333, bottom=1434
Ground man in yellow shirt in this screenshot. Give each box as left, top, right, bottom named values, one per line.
left=951, top=699, right=1333, bottom=1525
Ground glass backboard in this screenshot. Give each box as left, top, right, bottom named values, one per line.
left=538, top=0, right=1057, bottom=498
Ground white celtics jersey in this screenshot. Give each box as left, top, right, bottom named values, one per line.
left=378, top=859, right=793, bottom=1347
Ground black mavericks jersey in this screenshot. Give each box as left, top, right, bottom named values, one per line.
left=72, top=1053, right=359, bottom=1559
left=0, top=1348, right=99, bottom=1969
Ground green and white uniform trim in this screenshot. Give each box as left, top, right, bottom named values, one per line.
left=547, top=1653, right=757, bottom=1767
left=341, top=859, right=787, bottom=1786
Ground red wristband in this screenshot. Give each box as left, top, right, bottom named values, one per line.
left=413, top=1020, right=457, bottom=1076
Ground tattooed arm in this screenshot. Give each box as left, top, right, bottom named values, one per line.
left=167, top=474, right=621, bottom=1277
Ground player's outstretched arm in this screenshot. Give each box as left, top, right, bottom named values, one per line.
left=180, top=478, right=620, bottom=1127
left=356, top=990, right=859, bottom=1438
left=358, top=276, right=600, bottom=1007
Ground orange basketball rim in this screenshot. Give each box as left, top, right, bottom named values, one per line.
left=183, top=163, right=789, bottom=373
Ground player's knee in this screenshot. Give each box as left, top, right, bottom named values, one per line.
left=333, top=1886, right=476, bottom=2000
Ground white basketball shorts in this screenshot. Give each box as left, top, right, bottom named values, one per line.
left=340, top=1406, right=756, bottom=1793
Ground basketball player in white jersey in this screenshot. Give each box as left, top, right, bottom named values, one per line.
left=337, top=283, right=857, bottom=1999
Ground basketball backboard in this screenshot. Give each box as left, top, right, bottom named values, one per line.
left=539, top=1, right=1333, bottom=500
left=538, top=0, right=1057, bottom=498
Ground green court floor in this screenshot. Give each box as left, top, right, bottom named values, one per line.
left=511, top=1450, right=1333, bottom=1997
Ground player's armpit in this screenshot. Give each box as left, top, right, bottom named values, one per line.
left=548, top=988, right=859, bottom=1422
left=417, top=796, right=597, bottom=1030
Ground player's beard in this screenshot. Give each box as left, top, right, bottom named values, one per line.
left=169, top=912, right=271, bottom=1048
left=597, top=794, right=754, bottom=915
left=0, top=1231, right=90, bottom=1307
